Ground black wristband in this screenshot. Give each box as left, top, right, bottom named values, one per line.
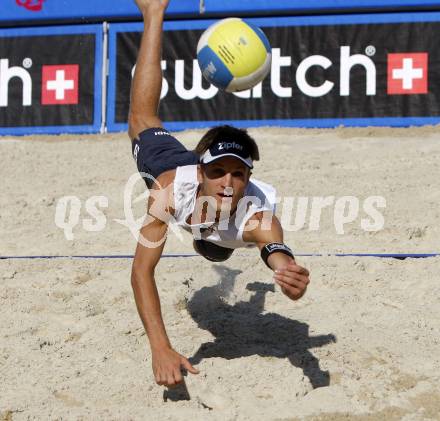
left=260, top=243, right=294, bottom=269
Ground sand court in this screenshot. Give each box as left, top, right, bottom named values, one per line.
left=1, top=126, right=440, bottom=420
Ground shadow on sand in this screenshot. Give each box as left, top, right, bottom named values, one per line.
left=164, top=265, right=336, bottom=402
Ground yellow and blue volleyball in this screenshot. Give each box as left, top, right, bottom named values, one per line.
left=197, top=18, right=272, bottom=93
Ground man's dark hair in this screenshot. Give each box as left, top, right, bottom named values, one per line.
left=194, top=125, right=260, bottom=161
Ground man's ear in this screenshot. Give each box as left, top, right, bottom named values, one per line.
left=197, top=164, right=204, bottom=183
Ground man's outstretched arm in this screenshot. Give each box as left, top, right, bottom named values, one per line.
left=131, top=187, right=199, bottom=387
left=128, top=0, right=169, bottom=139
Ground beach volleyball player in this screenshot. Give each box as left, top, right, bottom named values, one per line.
left=129, top=0, right=311, bottom=388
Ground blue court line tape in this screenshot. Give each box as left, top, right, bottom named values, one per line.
left=0, top=253, right=438, bottom=260
left=296, top=253, right=440, bottom=260
left=333, top=253, right=440, bottom=259
left=0, top=253, right=197, bottom=260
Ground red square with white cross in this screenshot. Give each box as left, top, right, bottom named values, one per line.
left=387, top=53, right=428, bottom=95
left=41, top=65, right=79, bottom=105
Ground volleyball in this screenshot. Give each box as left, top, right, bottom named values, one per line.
left=197, top=18, right=272, bottom=93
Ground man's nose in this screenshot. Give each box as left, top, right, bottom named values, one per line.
left=222, top=173, right=233, bottom=187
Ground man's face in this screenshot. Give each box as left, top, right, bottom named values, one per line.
left=200, top=156, right=251, bottom=215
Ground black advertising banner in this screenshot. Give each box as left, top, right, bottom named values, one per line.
left=108, top=15, right=440, bottom=131
left=0, top=26, right=102, bottom=135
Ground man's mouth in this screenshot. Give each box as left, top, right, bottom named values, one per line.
left=218, top=193, right=233, bottom=198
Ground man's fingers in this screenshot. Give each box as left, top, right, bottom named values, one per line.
left=276, top=264, right=309, bottom=276
left=166, top=374, right=177, bottom=387
left=181, top=357, right=200, bottom=374
left=275, top=278, right=305, bottom=299
left=284, top=264, right=310, bottom=276
left=278, top=273, right=309, bottom=286
left=276, top=279, right=302, bottom=294
left=156, top=375, right=166, bottom=386
left=156, top=373, right=183, bottom=388
left=274, top=272, right=309, bottom=287
left=173, top=368, right=183, bottom=385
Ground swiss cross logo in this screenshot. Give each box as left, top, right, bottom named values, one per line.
left=387, top=53, right=428, bottom=95
left=41, top=65, right=79, bottom=105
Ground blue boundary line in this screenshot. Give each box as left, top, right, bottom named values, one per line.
left=0, top=253, right=438, bottom=260
left=0, top=24, right=103, bottom=136
left=0, top=254, right=196, bottom=260
left=106, top=12, right=440, bottom=133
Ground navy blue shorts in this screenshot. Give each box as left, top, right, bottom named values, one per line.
left=132, top=128, right=199, bottom=188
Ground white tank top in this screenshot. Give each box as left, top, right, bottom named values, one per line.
left=172, top=165, right=276, bottom=249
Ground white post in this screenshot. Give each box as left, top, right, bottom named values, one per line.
left=100, top=22, right=109, bottom=134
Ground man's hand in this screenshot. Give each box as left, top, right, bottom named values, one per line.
left=273, top=263, right=310, bottom=301
left=134, top=0, right=169, bottom=14
left=152, top=347, right=199, bottom=387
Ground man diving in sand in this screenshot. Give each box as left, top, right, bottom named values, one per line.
left=128, top=0, right=311, bottom=388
